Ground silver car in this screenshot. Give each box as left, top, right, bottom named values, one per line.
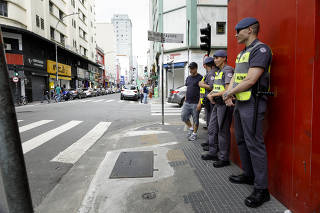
left=167, top=86, right=187, bottom=107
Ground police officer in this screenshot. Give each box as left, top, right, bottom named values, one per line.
left=201, top=50, right=234, bottom=166
left=199, top=57, right=215, bottom=127
left=223, top=17, right=272, bottom=208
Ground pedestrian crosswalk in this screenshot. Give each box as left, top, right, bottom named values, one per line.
left=18, top=119, right=112, bottom=165
left=150, top=103, right=182, bottom=116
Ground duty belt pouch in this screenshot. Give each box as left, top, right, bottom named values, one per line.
left=202, top=97, right=210, bottom=109
left=214, top=96, right=224, bottom=105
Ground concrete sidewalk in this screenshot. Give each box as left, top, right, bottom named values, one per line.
left=36, top=113, right=288, bottom=213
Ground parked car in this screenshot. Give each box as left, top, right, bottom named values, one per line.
left=69, top=88, right=86, bottom=99
left=121, top=85, right=139, bottom=101
left=98, top=88, right=106, bottom=95
left=82, top=88, right=92, bottom=97
left=167, top=86, right=187, bottom=107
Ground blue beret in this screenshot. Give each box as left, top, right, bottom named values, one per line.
left=213, top=50, right=227, bottom=57
left=235, top=17, right=259, bottom=31
left=204, top=57, right=214, bottom=64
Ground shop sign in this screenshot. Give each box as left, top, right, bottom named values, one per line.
left=77, top=67, right=86, bottom=79
left=25, top=57, right=44, bottom=68
left=49, top=75, right=72, bottom=80
left=47, top=60, right=71, bottom=77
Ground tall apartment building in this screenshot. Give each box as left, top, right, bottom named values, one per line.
left=111, top=14, right=133, bottom=83
left=148, top=0, right=228, bottom=96
left=0, top=0, right=101, bottom=101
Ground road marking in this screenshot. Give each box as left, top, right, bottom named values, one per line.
left=92, top=99, right=104, bottom=103
left=105, top=99, right=115, bottom=103
left=120, top=130, right=169, bottom=137
left=18, top=120, right=23, bottom=122
left=118, top=100, right=124, bottom=103
left=19, top=120, right=54, bottom=133
left=81, top=100, right=91, bottom=103
left=51, top=122, right=112, bottom=164
left=151, top=113, right=181, bottom=116
left=22, top=120, right=83, bottom=154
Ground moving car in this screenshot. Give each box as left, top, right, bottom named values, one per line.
left=167, top=86, right=187, bottom=107
left=120, top=85, right=139, bottom=101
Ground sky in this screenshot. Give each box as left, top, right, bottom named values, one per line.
left=95, top=0, right=150, bottom=66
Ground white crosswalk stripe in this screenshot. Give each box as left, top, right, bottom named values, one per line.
left=19, top=120, right=53, bottom=133
left=51, top=122, right=111, bottom=164
left=151, top=103, right=182, bottom=116
left=22, top=120, right=83, bottom=154
left=81, top=100, right=91, bottom=103
left=105, top=99, right=115, bottom=103
left=18, top=120, right=23, bottom=122
left=92, top=99, right=104, bottom=103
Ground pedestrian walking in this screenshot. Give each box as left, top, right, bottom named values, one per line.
left=140, top=83, right=144, bottom=103
left=223, top=17, right=272, bottom=208
left=201, top=50, right=234, bottom=168
left=41, top=88, right=50, bottom=103
left=181, top=62, right=203, bottom=141
left=55, top=84, right=61, bottom=102
left=143, top=84, right=149, bottom=104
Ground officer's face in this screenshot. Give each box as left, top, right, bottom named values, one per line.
left=235, top=28, right=250, bottom=44
left=214, top=56, right=226, bottom=67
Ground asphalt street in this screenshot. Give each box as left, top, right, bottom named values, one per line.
left=15, top=93, right=182, bottom=208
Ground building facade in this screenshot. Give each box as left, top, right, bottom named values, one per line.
left=0, top=0, right=100, bottom=102
left=148, top=0, right=228, bottom=96
left=95, top=22, right=118, bottom=86
left=111, top=14, right=133, bottom=83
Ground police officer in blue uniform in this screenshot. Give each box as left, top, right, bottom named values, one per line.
left=201, top=50, right=234, bottom=165
left=223, top=17, right=272, bottom=208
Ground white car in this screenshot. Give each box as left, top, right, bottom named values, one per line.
left=120, top=85, right=139, bottom=101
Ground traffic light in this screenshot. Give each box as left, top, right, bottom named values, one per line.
left=200, top=24, right=211, bottom=55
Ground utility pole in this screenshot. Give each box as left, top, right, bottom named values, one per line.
left=0, top=28, right=33, bottom=213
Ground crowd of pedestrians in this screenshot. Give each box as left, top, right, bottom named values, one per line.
left=180, top=17, right=272, bottom=208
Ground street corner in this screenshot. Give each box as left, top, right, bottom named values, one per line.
left=77, top=126, right=205, bottom=213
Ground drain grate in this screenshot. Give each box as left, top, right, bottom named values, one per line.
left=142, top=192, right=156, bottom=200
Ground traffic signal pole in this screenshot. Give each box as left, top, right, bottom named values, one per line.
left=0, top=29, right=34, bottom=213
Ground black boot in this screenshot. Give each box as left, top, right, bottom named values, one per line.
left=244, top=188, right=270, bottom=208
left=229, top=174, right=254, bottom=185
left=201, top=152, right=218, bottom=161
left=201, top=142, right=209, bottom=147
left=203, top=146, right=209, bottom=151
left=213, top=160, right=230, bottom=168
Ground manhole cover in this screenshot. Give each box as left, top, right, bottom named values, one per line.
left=142, top=192, right=156, bottom=200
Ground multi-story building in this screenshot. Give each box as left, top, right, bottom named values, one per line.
left=95, top=22, right=118, bottom=86
left=111, top=14, right=133, bottom=83
left=0, top=0, right=100, bottom=101
left=148, top=0, right=228, bottom=96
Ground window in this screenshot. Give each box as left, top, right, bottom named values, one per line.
left=36, top=15, right=40, bottom=27
left=78, top=9, right=86, bottom=23
left=80, top=45, right=87, bottom=56
left=49, top=1, right=53, bottom=13
left=216, top=22, right=226, bottom=35
left=60, top=33, right=65, bottom=45
left=41, top=18, right=44, bottom=29
left=59, top=10, right=64, bottom=20
left=0, top=1, right=7, bottom=17
left=80, top=0, right=85, bottom=5
left=72, top=19, right=76, bottom=28
left=71, top=0, right=75, bottom=7
left=50, top=27, right=55, bottom=39
left=79, top=27, right=87, bottom=40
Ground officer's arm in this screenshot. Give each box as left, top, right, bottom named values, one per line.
left=198, top=81, right=211, bottom=90
left=229, top=67, right=264, bottom=96
left=209, top=84, right=230, bottom=97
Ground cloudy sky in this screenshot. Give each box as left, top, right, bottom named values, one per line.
left=95, top=0, right=150, bottom=65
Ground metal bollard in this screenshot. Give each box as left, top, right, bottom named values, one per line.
left=0, top=28, right=33, bottom=212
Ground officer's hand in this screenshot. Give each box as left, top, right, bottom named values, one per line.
left=207, top=94, right=215, bottom=104
left=225, top=98, right=235, bottom=107
left=223, top=91, right=232, bottom=101
left=196, top=103, right=202, bottom=112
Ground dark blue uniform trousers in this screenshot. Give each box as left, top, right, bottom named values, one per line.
left=234, top=97, right=268, bottom=189
left=208, top=103, right=233, bottom=161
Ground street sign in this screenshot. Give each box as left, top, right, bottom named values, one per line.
left=12, top=77, right=19, bottom=83
left=148, top=31, right=162, bottom=42
left=162, top=33, right=183, bottom=43
left=148, top=31, right=184, bottom=43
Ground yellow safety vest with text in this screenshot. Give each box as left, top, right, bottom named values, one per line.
left=199, top=76, right=205, bottom=104
left=212, top=71, right=225, bottom=93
